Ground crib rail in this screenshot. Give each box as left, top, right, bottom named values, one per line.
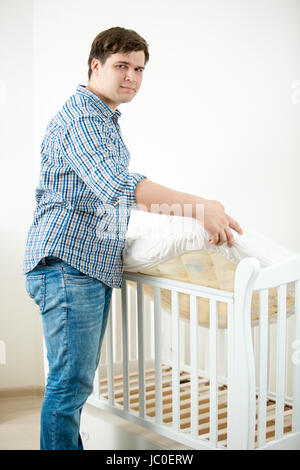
left=253, top=256, right=300, bottom=291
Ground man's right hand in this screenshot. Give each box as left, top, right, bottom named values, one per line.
left=134, top=179, right=243, bottom=247
left=202, top=199, right=243, bottom=248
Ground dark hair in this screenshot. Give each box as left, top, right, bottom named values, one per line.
left=88, top=27, right=150, bottom=79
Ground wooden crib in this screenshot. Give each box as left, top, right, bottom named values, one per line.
left=45, top=256, right=300, bottom=450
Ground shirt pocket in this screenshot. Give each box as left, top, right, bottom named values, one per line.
left=25, top=274, right=46, bottom=315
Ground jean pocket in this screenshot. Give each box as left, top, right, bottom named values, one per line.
left=25, top=274, right=46, bottom=314
left=63, top=273, right=97, bottom=285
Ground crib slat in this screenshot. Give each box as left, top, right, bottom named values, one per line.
left=209, top=299, right=218, bottom=446
left=258, top=289, right=269, bottom=447
left=154, top=287, right=163, bottom=425
left=137, top=281, right=145, bottom=418
left=275, top=284, right=287, bottom=439
left=121, top=281, right=129, bottom=411
left=113, top=290, right=121, bottom=362
left=128, top=283, right=137, bottom=361
left=226, top=301, right=234, bottom=446
left=292, top=280, right=300, bottom=432
left=124, top=272, right=233, bottom=303
left=106, top=302, right=114, bottom=405
left=171, top=290, right=180, bottom=432
left=267, top=323, right=271, bottom=397
left=190, top=295, right=198, bottom=439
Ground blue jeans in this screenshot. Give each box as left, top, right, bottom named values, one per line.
left=25, top=256, right=113, bottom=450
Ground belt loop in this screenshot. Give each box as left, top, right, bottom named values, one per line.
left=41, top=257, right=47, bottom=265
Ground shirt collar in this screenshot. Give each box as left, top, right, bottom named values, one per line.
left=76, top=85, right=122, bottom=121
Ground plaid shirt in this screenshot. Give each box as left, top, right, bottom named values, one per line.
left=23, top=85, right=146, bottom=288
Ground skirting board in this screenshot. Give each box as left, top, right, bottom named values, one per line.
left=0, top=386, right=45, bottom=398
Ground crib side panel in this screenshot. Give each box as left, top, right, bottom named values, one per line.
left=254, top=278, right=300, bottom=447
left=94, top=274, right=235, bottom=449
left=89, top=259, right=300, bottom=451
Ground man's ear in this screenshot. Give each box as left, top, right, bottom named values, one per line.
left=91, top=58, right=101, bottom=75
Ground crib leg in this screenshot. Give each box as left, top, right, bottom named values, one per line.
left=227, top=258, right=260, bottom=450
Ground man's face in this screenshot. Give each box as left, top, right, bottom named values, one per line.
left=88, top=50, right=145, bottom=111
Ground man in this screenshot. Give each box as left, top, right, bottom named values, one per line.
left=24, top=26, right=242, bottom=450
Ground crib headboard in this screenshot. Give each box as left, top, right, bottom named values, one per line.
left=229, top=256, right=300, bottom=449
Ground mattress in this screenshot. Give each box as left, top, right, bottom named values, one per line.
left=123, top=210, right=297, bottom=328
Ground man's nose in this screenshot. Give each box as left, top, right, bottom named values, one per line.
left=125, top=69, right=137, bottom=82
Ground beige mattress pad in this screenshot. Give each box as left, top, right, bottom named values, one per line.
left=127, top=249, right=295, bottom=328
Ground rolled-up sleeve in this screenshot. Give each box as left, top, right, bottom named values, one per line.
left=58, top=115, right=146, bottom=208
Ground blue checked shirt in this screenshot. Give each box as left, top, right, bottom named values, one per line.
left=23, top=85, right=147, bottom=288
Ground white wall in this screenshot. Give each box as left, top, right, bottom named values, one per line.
left=1, top=0, right=300, bottom=390
left=33, top=0, right=300, bottom=249
left=0, top=0, right=44, bottom=389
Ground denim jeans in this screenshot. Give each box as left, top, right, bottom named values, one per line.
left=25, top=256, right=113, bottom=450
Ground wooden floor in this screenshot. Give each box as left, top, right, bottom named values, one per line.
left=0, top=391, right=190, bottom=450
left=99, top=364, right=293, bottom=449
left=0, top=394, right=43, bottom=450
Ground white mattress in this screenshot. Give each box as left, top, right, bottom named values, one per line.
left=123, top=210, right=297, bottom=272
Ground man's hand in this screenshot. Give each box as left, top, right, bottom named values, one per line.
left=134, top=179, right=243, bottom=247
left=202, top=199, right=243, bottom=248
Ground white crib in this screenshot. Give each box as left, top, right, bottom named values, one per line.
left=44, top=256, right=300, bottom=450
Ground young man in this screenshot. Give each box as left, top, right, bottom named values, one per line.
left=24, top=27, right=242, bottom=450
